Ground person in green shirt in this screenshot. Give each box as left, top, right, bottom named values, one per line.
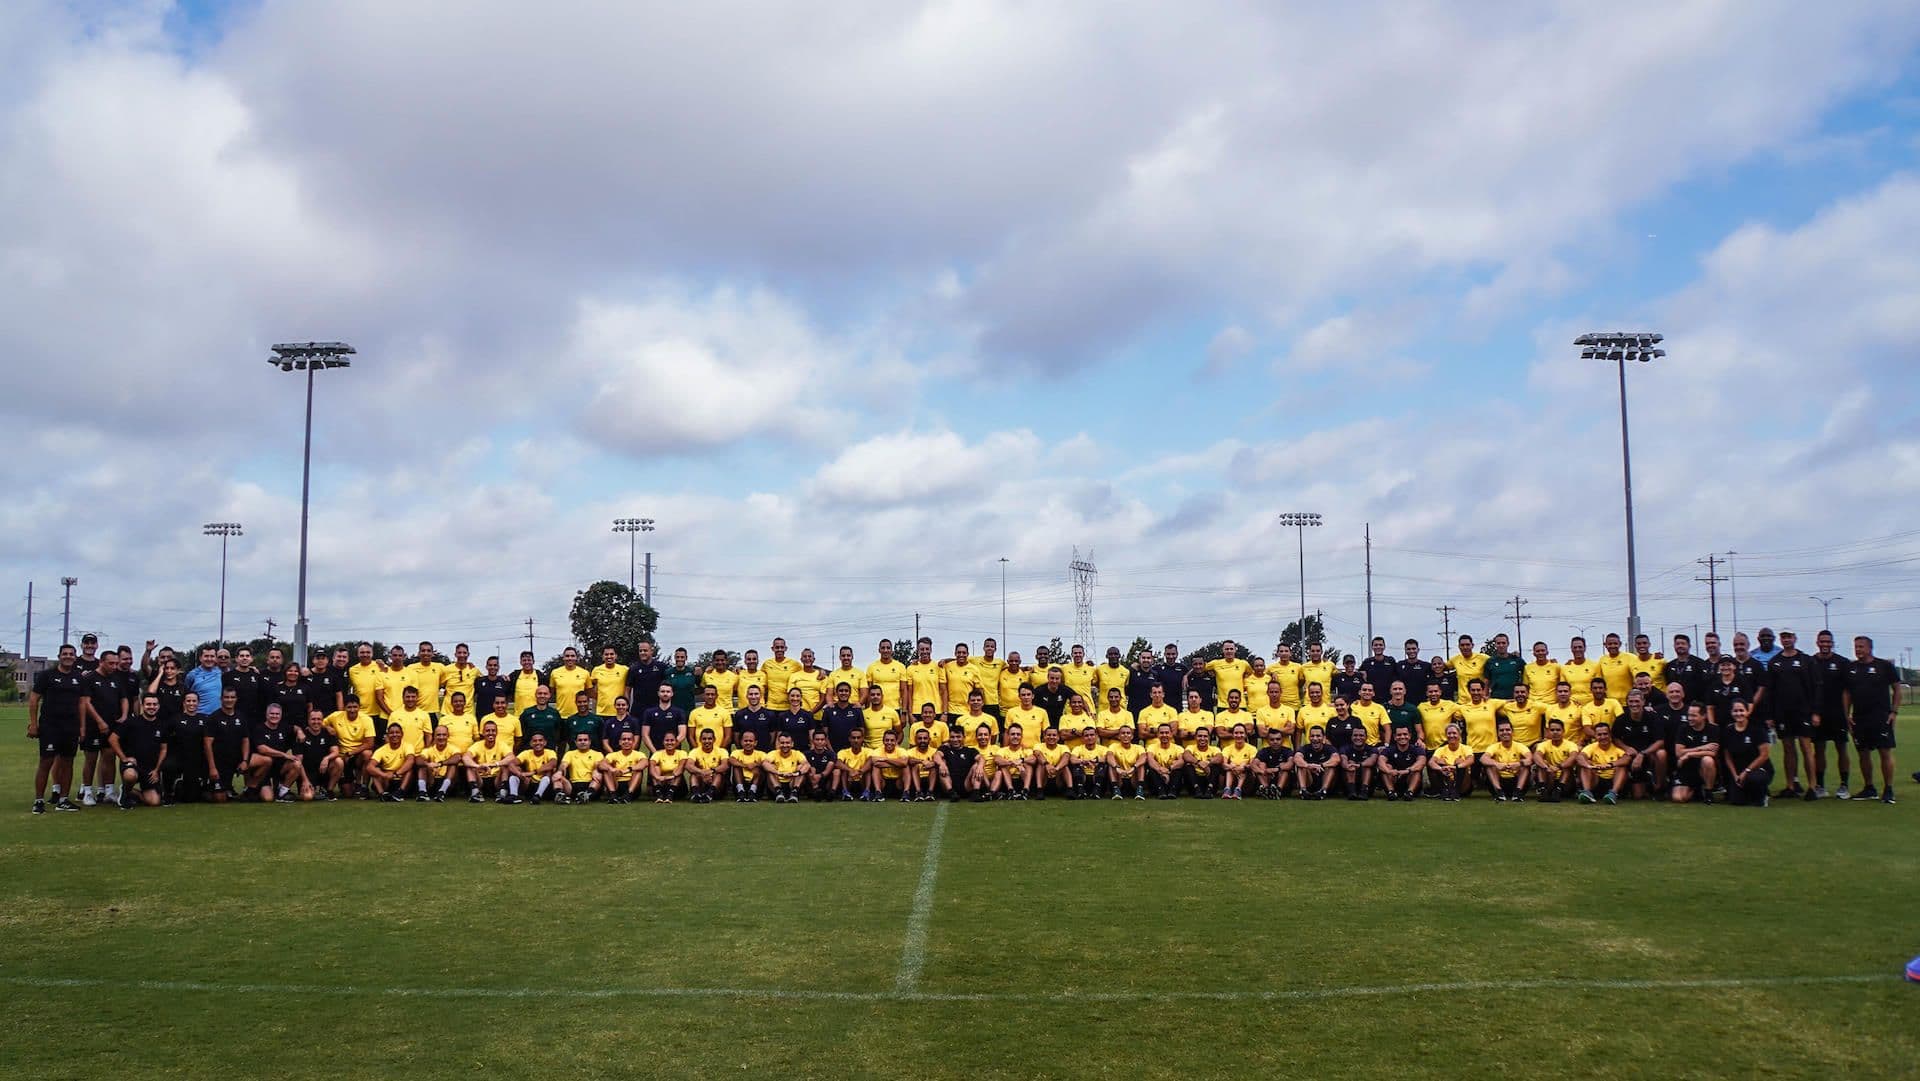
left=1483, top=634, right=1526, bottom=701
left=520, top=695, right=566, bottom=752
left=1383, top=680, right=1423, bottom=746
left=666, top=648, right=700, bottom=712
left=562, top=701, right=600, bottom=749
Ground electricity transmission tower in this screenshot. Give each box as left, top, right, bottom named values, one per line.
left=1069, top=547, right=1098, bottom=651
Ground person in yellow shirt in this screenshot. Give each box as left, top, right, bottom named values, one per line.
left=823, top=646, right=864, bottom=712
left=1218, top=723, right=1258, bottom=800
left=969, top=639, right=1008, bottom=718
left=996, top=652, right=1027, bottom=713
left=871, top=638, right=912, bottom=713
left=1032, top=727, right=1074, bottom=799
left=1184, top=728, right=1222, bottom=798
left=1176, top=690, right=1215, bottom=749
left=1559, top=637, right=1601, bottom=706
left=548, top=648, right=591, bottom=719
left=698, top=649, right=739, bottom=710
left=860, top=685, right=900, bottom=750
left=408, top=726, right=458, bottom=801
left=1253, top=682, right=1297, bottom=748
left=1212, top=689, right=1254, bottom=747
left=1580, top=679, right=1622, bottom=745
left=1059, top=694, right=1098, bottom=746
left=647, top=730, right=690, bottom=804
left=1575, top=722, right=1630, bottom=804
left=1480, top=719, right=1532, bottom=801
left=443, top=643, right=479, bottom=715
left=902, top=639, right=945, bottom=718
left=400, top=641, right=448, bottom=713
left=684, top=729, right=730, bottom=804
left=687, top=685, right=731, bottom=749
left=727, top=730, right=768, bottom=802
left=1350, top=683, right=1390, bottom=745
left=486, top=694, right=523, bottom=754
left=1106, top=726, right=1147, bottom=799
left=365, top=723, right=415, bottom=802
left=834, top=728, right=876, bottom=801
left=868, top=729, right=911, bottom=802
left=386, top=687, right=435, bottom=754
left=1446, top=635, right=1489, bottom=703
left=346, top=643, right=388, bottom=720
left=1523, top=641, right=1563, bottom=704
left=762, top=638, right=802, bottom=713
left=998, top=686, right=1046, bottom=749
left=760, top=731, right=811, bottom=803
left=1143, top=726, right=1186, bottom=799
left=938, top=643, right=983, bottom=722
left=902, top=727, right=949, bottom=802
left=734, top=650, right=767, bottom=717
left=1296, top=683, right=1338, bottom=750
left=462, top=720, right=515, bottom=803
left=1427, top=724, right=1476, bottom=801
left=1531, top=718, right=1581, bottom=802
left=376, top=645, right=412, bottom=718
left=558, top=732, right=606, bottom=804
left=1093, top=647, right=1131, bottom=713
left=1244, top=655, right=1273, bottom=711
left=1206, top=640, right=1252, bottom=711
left=1496, top=685, right=1545, bottom=746
left=590, top=647, right=630, bottom=717
left=1596, top=633, right=1635, bottom=703
left=906, top=702, right=950, bottom=756
left=1136, top=684, right=1179, bottom=747
left=1454, top=681, right=1502, bottom=753
left=992, top=725, right=1034, bottom=799
left=1299, top=644, right=1336, bottom=706
left=1267, top=645, right=1304, bottom=708
left=597, top=730, right=647, bottom=803
left=324, top=698, right=376, bottom=784
left=438, top=692, right=480, bottom=754
left=509, top=651, right=546, bottom=715
left=1627, top=633, right=1666, bottom=693
left=1064, top=726, right=1106, bottom=798
left=507, top=731, right=559, bottom=804
left=1059, top=644, right=1097, bottom=712
left=1542, top=682, right=1585, bottom=748
left=1415, top=683, right=1461, bottom=750
left=1095, top=688, right=1135, bottom=748
left=786, top=650, right=825, bottom=716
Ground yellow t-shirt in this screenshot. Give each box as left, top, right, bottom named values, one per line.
left=762, top=658, right=802, bottom=707
left=1498, top=703, right=1545, bottom=746
left=1581, top=700, right=1623, bottom=740
left=346, top=662, right=388, bottom=718
left=1627, top=655, right=1666, bottom=692
left=517, top=748, right=558, bottom=776
left=993, top=746, right=1031, bottom=771
left=1206, top=658, right=1251, bottom=706
left=730, top=747, right=767, bottom=778
left=439, top=712, right=479, bottom=754
left=510, top=670, right=544, bottom=715
left=485, top=711, right=521, bottom=751
left=1036, top=744, right=1070, bottom=770
left=1067, top=743, right=1106, bottom=771
left=1416, top=702, right=1460, bottom=748
left=325, top=710, right=375, bottom=755
left=1060, top=662, right=1097, bottom=707
left=549, top=666, right=591, bottom=717
left=867, top=660, right=909, bottom=710
left=1096, top=707, right=1135, bottom=744
left=1535, top=739, right=1579, bottom=770
left=1000, top=706, right=1046, bottom=744
left=942, top=662, right=983, bottom=716
left=862, top=707, right=900, bottom=748
left=1253, top=705, right=1297, bottom=744
left=1299, top=662, right=1336, bottom=701
left=786, top=668, right=824, bottom=714
left=1583, top=742, right=1627, bottom=774
left=904, top=745, right=940, bottom=777
left=1447, top=652, right=1489, bottom=701
left=370, top=743, right=412, bottom=775
left=380, top=670, right=411, bottom=717
left=956, top=712, right=1000, bottom=749
left=603, top=748, right=645, bottom=782
left=904, top=662, right=944, bottom=713
left=1136, top=703, right=1179, bottom=741
left=1485, top=742, right=1528, bottom=769
left=442, top=663, right=478, bottom=711
left=1523, top=661, right=1564, bottom=704
left=1596, top=654, right=1634, bottom=702
left=1094, top=663, right=1131, bottom=708
left=1559, top=660, right=1601, bottom=705
left=401, top=661, right=446, bottom=711
left=701, top=668, right=739, bottom=709
left=416, top=743, right=456, bottom=778
left=467, top=740, right=512, bottom=771
left=1176, top=709, right=1216, bottom=747
left=824, top=667, right=864, bottom=702
left=1212, top=709, right=1255, bottom=742
left=386, top=708, right=434, bottom=753
left=1146, top=742, right=1186, bottom=769
left=650, top=748, right=689, bottom=776
left=734, top=669, right=767, bottom=712
left=1456, top=702, right=1501, bottom=753
left=591, top=664, right=629, bottom=713
left=687, top=706, right=730, bottom=747
left=1350, top=701, right=1389, bottom=744
left=765, top=749, right=806, bottom=781
left=562, top=748, right=604, bottom=783
left=1109, top=743, right=1145, bottom=771
left=1296, top=704, right=1338, bottom=745
left=1267, top=663, right=1304, bottom=708
left=997, top=668, right=1027, bottom=711
left=836, top=747, right=873, bottom=774
left=907, top=719, right=950, bottom=750
left=1543, top=704, right=1585, bottom=744
left=688, top=746, right=729, bottom=773
left=1430, top=744, right=1474, bottom=770
left=1220, top=742, right=1257, bottom=768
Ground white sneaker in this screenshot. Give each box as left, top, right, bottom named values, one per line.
left=1835, top=785, right=1851, bottom=801
left=1812, top=785, right=1828, bottom=798
left=81, top=791, right=97, bottom=807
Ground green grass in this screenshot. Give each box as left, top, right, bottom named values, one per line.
left=3, top=701, right=1916, bottom=1079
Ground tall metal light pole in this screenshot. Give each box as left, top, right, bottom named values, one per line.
left=612, top=518, right=656, bottom=602
left=270, top=342, right=354, bottom=665
left=1810, top=595, right=1841, bottom=631
left=999, top=557, right=1009, bottom=645
left=1276, top=512, right=1322, bottom=640
left=1575, top=332, right=1665, bottom=645
left=1725, top=550, right=1739, bottom=636
left=203, top=522, right=243, bottom=644
left=60, top=576, right=77, bottom=645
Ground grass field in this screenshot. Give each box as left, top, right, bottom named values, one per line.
left=3, top=701, right=1916, bottom=1079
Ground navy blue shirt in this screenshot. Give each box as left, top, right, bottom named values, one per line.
left=820, top=705, right=864, bottom=750
left=626, top=659, right=670, bottom=708
left=732, top=706, right=773, bottom=748
left=636, top=705, right=684, bottom=749
left=1359, top=656, right=1399, bottom=696
left=774, top=709, right=816, bottom=747
left=1395, top=658, right=1433, bottom=701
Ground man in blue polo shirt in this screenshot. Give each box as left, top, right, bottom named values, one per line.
left=184, top=647, right=224, bottom=716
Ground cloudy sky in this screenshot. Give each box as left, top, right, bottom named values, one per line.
left=5, top=0, right=1920, bottom=664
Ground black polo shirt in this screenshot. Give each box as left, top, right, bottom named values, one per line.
left=251, top=722, right=293, bottom=757
left=1149, top=662, right=1184, bottom=704
left=33, top=665, right=87, bottom=727
left=1358, top=656, right=1399, bottom=696
left=774, top=709, right=816, bottom=747
left=1845, top=657, right=1899, bottom=721
left=1033, top=685, right=1070, bottom=723
left=637, top=705, right=684, bottom=749
left=1255, top=745, right=1293, bottom=768
left=1324, top=716, right=1360, bottom=749
left=151, top=679, right=187, bottom=724
left=298, top=728, right=338, bottom=775
left=168, top=711, right=208, bottom=763
left=1672, top=721, right=1720, bottom=753
left=1766, top=652, right=1817, bottom=715
left=117, top=715, right=170, bottom=765
left=1184, top=669, right=1217, bottom=710
left=820, top=705, right=864, bottom=750
left=939, top=743, right=978, bottom=778
left=1126, top=669, right=1158, bottom=714
left=1299, top=742, right=1335, bottom=765
left=84, top=669, right=125, bottom=729
left=1610, top=711, right=1662, bottom=753
left=1395, top=658, right=1432, bottom=701
left=1664, top=655, right=1714, bottom=703
left=627, top=659, right=669, bottom=708
left=268, top=683, right=310, bottom=729
left=1722, top=722, right=1768, bottom=771
left=732, top=706, right=773, bottom=748
left=1810, top=652, right=1848, bottom=719
left=206, top=710, right=248, bottom=762
left=472, top=675, right=512, bottom=716
left=1707, top=678, right=1749, bottom=724
left=224, top=668, right=270, bottom=723
left=306, top=669, right=347, bottom=713
left=1382, top=744, right=1423, bottom=771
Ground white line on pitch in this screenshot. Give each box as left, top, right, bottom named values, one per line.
left=894, top=799, right=950, bottom=993
left=0, top=972, right=1889, bottom=1004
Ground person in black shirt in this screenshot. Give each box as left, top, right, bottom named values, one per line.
left=1337, top=726, right=1376, bottom=800
left=636, top=683, right=683, bottom=755
left=1609, top=690, right=1666, bottom=797
left=204, top=690, right=250, bottom=802
left=246, top=704, right=300, bottom=802
left=472, top=655, right=512, bottom=717
left=819, top=684, right=864, bottom=752
left=1126, top=656, right=1158, bottom=715
left=1183, top=657, right=1216, bottom=711
left=1331, top=657, right=1364, bottom=704
left=1720, top=700, right=1772, bottom=807
left=1808, top=630, right=1853, bottom=797
left=1150, top=644, right=1184, bottom=706
left=1843, top=635, right=1901, bottom=803
left=1032, top=670, right=1070, bottom=725
left=1664, top=633, right=1714, bottom=705
left=224, top=647, right=271, bottom=726
left=1395, top=639, right=1432, bottom=704
left=1294, top=728, right=1338, bottom=799
left=268, top=664, right=311, bottom=739
left=1765, top=630, right=1819, bottom=799
left=147, top=657, right=187, bottom=725
left=1707, top=658, right=1747, bottom=728
left=28, top=643, right=88, bottom=812
left=297, top=708, right=341, bottom=801
left=1669, top=702, right=1720, bottom=804
left=802, top=730, right=838, bottom=802
left=305, top=651, right=346, bottom=716
left=626, top=643, right=669, bottom=713
left=1358, top=638, right=1398, bottom=700
left=79, top=650, right=129, bottom=806
left=1252, top=730, right=1295, bottom=799
left=733, top=686, right=774, bottom=750
left=1323, top=698, right=1361, bottom=752
left=75, top=632, right=100, bottom=673
left=166, top=704, right=210, bottom=804
left=773, top=688, right=816, bottom=748
left=938, top=730, right=980, bottom=804
left=109, top=693, right=170, bottom=808
left=1377, top=728, right=1425, bottom=800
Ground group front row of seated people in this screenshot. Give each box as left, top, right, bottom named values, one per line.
left=25, top=629, right=1902, bottom=811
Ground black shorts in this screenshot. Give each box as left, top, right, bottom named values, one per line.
left=1811, top=715, right=1850, bottom=745
left=38, top=726, right=79, bottom=760
left=1774, top=710, right=1813, bottom=739
left=1674, top=759, right=1709, bottom=789
left=1852, top=718, right=1895, bottom=752
left=128, top=760, right=164, bottom=791
left=81, top=729, right=111, bottom=752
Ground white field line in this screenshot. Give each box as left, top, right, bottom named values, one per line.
left=894, top=799, right=950, bottom=993
left=0, top=972, right=1888, bottom=1005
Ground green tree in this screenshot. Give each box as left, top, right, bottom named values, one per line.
left=1179, top=640, right=1229, bottom=668
left=1124, top=636, right=1155, bottom=667
left=1276, top=616, right=1343, bottom=664
left=569, top=580, right=659, bottom=660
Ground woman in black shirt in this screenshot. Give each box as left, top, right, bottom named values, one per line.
left=1720, top=699, right=1772, bottom=807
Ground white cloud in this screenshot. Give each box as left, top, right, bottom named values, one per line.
left=808, top=429, right=1042, bottom=505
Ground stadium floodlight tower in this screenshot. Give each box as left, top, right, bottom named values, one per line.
left=203, top=522, right=244, bottom=644
left=1574, top=332, right=1664, bottom=647
left=611, top=518, right=656, bottom=601
left=269, top=341, right=354, bottom=668
left=1276, top=512, right=1322, bottom=640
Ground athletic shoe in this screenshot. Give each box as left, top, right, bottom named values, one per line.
left=1602, top=791, right=1618, bottom=806
left=1856, top=786, right=1879, bottom=801
left=1576, top=790, right=1595, bottom=804
left=1835, top=785, right=1851, bottom=801
left=31, top=799, right=45, bottom=815
left=80, top=790, right=97, bottom=807
left=468, top=792, right=483, bottom=804
left=431, top=793, right=445, bottom=803
left=1882, top=789, right=1897, bottom=805
left=53, top=798, right=79, bottom=812
left=1803, top=788, right=1820, bottom=802
left=1812, top=785, right=1828, bottom=798
left=415, top=792, right=430, bottom=803
left=1760, top=794, right=1770, bottom=808
left=382, top=792, right=403, bottom=803
left=1774, top=784, right=1802, bottom=799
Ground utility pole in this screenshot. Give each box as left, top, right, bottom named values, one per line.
left=525, top=618, right=536, bottom=656
left=23, top=581, right=32, bottom=664
left=1725, top=550, right=1739, bottom=637
left=60, top=577, right=77, bottom=645
left=999, top=557, right=1009, bottom=645
left=643, top=553, right=653, bottom=608
left=1506, top=595, right=1529, bottom=647
left=268, top=342, right=354, bottom=672
left=1435, top=604, right=1457, bottom=657
left=1363, top=522, right=1374, bottom=643
left=1695, top=554, right=1725, bottom=637
left=1069, top=547, right=1098, bottom=650
left=914, top=612, right=921, bottom=642
left=264, top=618, right=277, bottom=639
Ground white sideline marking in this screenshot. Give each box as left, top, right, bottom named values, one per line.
left=893, top=799, right=950, bottom=993
left=0, top=972, right=1886, bottom=1005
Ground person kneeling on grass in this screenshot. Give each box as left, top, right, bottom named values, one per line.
left=1294, top=726, right=1339, bottom=800
left=415, top=726, right=461, bottom=802
left=1531, top=720, right=1580, bottom=803
left=510, top=732, right=560, bottom=805
left=1032, top=726, right=1074, bottom=800
left=649, top=730, right=690, bottom=804
left=558, top=732, right=605, bottom=804
left=1067, top=726, right=1106, bottom=799
left=903, top=727, right=948, bottom=802
left=765, top=731, right=812, bottom=803
left=246, top=704, right=303, bottom=802
left=109, top=693, right=169, bottom=809
left=1107, top=726, right=1147, bottom=800
left=1337, top=726, right=1375, bottom=800
left=684, top=729, right=731, bottom=805
left=1481, top=719, right=1531, bottom=802
left=1145, top=724, right=1186, bottom=799
left=1575, top=722, right=1630, bottom=805
left=464, top=721, right=515, bottom=803
left=1376, top=727, right=1425, bottom=801
left=1251, top=729, right=1294, bottom=799
left=1427, top=724, right=1475, bottom=801
left=367, top=724, right=416, bottom=802
left=1721, top=699, right=1772, bottom=808
left=1669, top=702, right=1720, bottom=805
left=598, top=730, right=647, bottom=804
left=993, top=725, right=1035, bottom=800
left=729, top=731, right=767, bottom=803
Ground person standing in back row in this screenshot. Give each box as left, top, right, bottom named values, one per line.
left=1843, top=636, right=1900, bottom=804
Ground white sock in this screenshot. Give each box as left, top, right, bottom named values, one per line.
left=535, top=778, right=551, bottom=798
left=439, top=777, right=453, bottom=794
left=508, top=776, right=521, bottom=796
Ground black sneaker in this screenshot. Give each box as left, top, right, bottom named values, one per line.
left=31, top=799, right=45, bottom=815
left=53, top=798, right=79, bottom=812
left=1856, top=786, right=1879, bottom=801
left=1882, top=789, right=1896, bottom=805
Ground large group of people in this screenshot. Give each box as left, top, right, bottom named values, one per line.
left=23, top=625, right=1904, bottom=813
